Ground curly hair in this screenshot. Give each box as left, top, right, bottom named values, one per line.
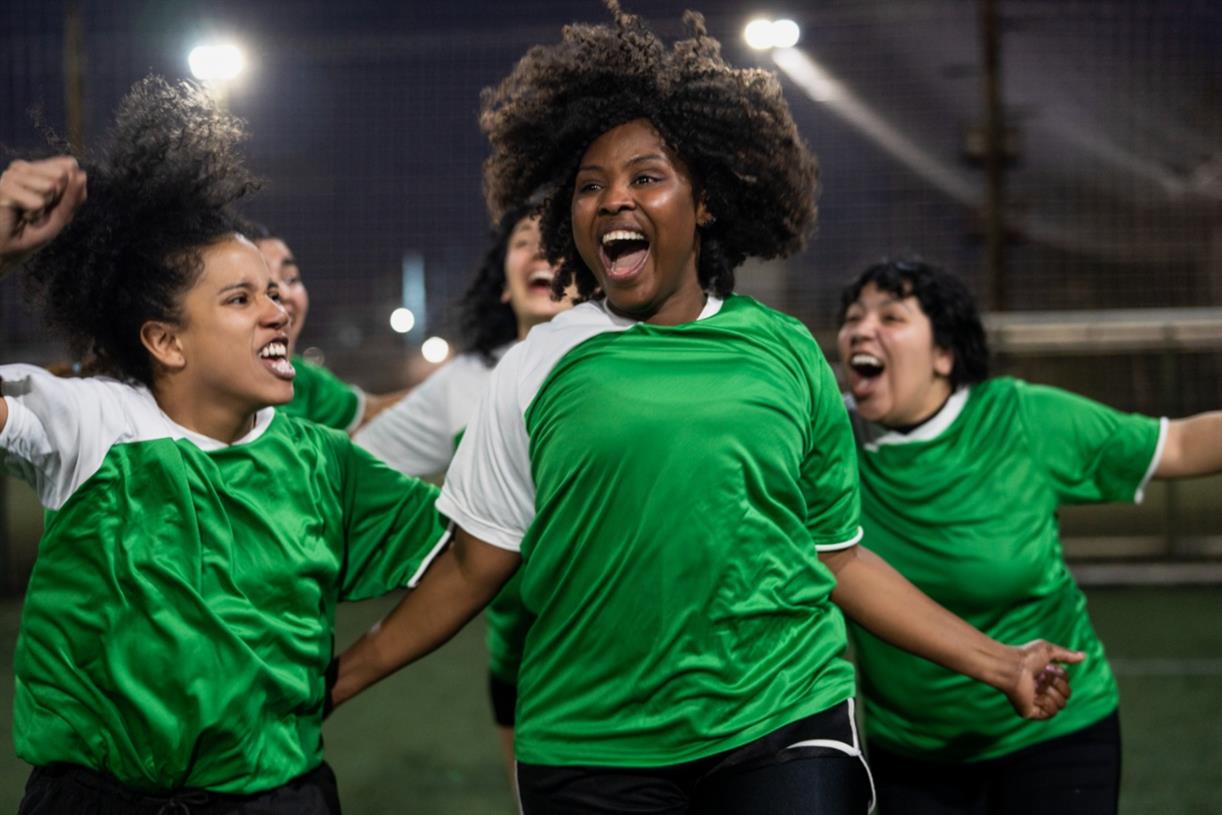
left=23, top=76, right=258, bottom=386
left=479, top=0, right=818, bottom=302
left=838, top=258, right=991, bottom=389
left=456, top=201, right=541, bottom=366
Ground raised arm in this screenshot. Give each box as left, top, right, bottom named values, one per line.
left=330, top=525, right=520, bottom=711
left=821, top=545, right=1083, bottom=720
left=1155, top=413, right=1222, bottom=479
left=0, top=157, right=87, bottom=278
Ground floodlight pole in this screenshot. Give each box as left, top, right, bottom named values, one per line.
left=979, top=0, right=1007, bottom=311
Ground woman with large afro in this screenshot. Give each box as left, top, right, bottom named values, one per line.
left=0, top=77, right=448, bottom=812
left=330, top=5, right=1081, bottom=812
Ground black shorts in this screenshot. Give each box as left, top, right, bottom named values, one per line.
left=18, top=761, right=342, bottom=815
left=868, top=710, right=1121, bottom=815
left=516, top=699, right=874, bottom=814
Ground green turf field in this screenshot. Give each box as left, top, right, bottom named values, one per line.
left=1, top=587, right=1219, bottom=813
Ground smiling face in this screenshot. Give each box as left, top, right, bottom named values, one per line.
left=571, top=118, right=709, bottom=325
left=170, top=236, right=296, bottom=413
left=837, top=282, right=954, bottom=428
left=256, top=237, right=309, bottom=350
left=501, top=215, right=570, bottom=337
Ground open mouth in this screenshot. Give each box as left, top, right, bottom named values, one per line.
left=599, top=229, right=650, bottom=280
left=527, top=268, right=555, bottom=294
left=258, top=340, right=296, bottom=380
left=848, top=352, right=885, bottom=379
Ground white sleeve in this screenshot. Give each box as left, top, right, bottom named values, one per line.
left=353, top=363, right=457, bottom=477
left=435, top=347, right=535, bottom=552
left=0, top=365, right=140, bottom=509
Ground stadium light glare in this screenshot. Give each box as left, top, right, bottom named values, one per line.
left=389, top=307, right=416, bottom=334
left=421, top=336, right=450, bottom=364
left=743, top=19, right=775, bottom=50
left=188, top=43, right=245, bottom=82
left=744, top=18, right=801, bottom=50
left=771, top=20, right=801, bottom=49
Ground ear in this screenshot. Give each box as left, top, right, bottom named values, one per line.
left=696, top=197, right=714, bottom=228
left=501, top=287, right=512, bottom=305
left=140, top=320, right=187, bottom=373
left=933, top=345, right=954, bottom=379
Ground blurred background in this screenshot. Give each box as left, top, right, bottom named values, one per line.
left=1, top=0, right=1220, bottom=811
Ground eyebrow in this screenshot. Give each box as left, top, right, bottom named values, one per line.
left=578, top=153, right=668, bottom=173
left=218, top=280, right=255, bottom=295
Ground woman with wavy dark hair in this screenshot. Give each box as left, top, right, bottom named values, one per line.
left=330, top=6, right=1081, bottom=812
left=0, top=78, right=447, bottom=813
left=354, top=200, right=570, bottom=772
left=837, top=258, right=1222, bottom=815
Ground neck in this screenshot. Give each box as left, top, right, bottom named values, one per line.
left=154, top=378, right=259, bottom=445
left=885, top=385, right=954, bottom=434
left=610, top=285, right=708, bottom=327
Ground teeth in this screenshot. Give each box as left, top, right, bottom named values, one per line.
left=601, top=230, right=646, bottom=245
left=259, top=342, right=287, bottom=359
left=529, top=270, right=554, bottom=284
left=850, top=353, right=883, bottom=367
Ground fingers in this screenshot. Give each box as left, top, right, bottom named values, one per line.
left=0, top=157, right=83, bottom=218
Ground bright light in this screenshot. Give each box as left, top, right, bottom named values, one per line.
left=744, top=19, right=775, bottom=50
left=188, top=43, right=245, bottom=82
left=421, top=337, right=450, bottom=364
left=389, top=307, right=416, bottom=334
left=743, top=18, right=801, bottom=50
left=772, top=20, right=801, bottom=48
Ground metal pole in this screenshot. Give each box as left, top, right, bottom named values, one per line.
left=979, top=0, right=1007, bottom=311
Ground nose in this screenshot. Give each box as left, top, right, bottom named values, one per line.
left=263, top=294, right=290, bottom=329
left=597, top=178, right=635, bottom=215
left=849, top=312, right=878, bottom=342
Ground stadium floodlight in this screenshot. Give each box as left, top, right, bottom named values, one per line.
left=188, top=43, right=245, bottom=82
left=389, top=307, right=416, bottom=334
left=743, top=18, right=801, bottom=50
left=421, top=337, right=450, bottom=364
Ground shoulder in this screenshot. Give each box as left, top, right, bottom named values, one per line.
left=721, top=296, right=824, bottom=356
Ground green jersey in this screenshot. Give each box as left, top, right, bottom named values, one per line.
left=437, top=295, right=862, bottom=766
left=847, top=377, right=1164, bottom=761
left=0, top=364, right=449, bottom=793
left=280, top=354, right=364, bottom=431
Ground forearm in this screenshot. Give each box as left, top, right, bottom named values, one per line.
left=331, top=529, right=519, bottom=708
left=1157, top=413, right=1222, bottom=478
left=824, top=546, right=1018, bottom=690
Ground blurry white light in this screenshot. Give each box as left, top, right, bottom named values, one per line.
left=421, top=336, right=450, bottom=364
left=744, top=19, right=775, bottom=50
left=745, top=18, right=801, bottom=51
left=188, top=43, right=245, bottom=82
left=772, top=20, right=801, bottom=48
left=389, top=307, right=416, bottom=334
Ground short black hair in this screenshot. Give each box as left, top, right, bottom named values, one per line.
left=479, top=0, right=819, bottom=303
left=456, top=201, right=542, bottom=366
left=23, top=76, right=257, bottom=386
left=838, top=258, right=990, bottom=389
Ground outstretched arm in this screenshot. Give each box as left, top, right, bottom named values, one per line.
left=0, top=157, right=87, bottom=278
left=330, top=525, right=520, bottom=711
left=821, top=545, right=1082, bottom=719
left=1155, top=413, right=1222, bottom=479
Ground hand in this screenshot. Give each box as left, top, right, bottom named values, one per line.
left=1003, top=640, right=1085, bottom=720
left=0, top=157, right=88, bottom=270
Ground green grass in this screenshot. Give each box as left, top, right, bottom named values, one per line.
left=1, top=587, right=1219, bottom=813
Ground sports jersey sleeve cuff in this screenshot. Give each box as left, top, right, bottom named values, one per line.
left=813, top=526, right=864, bottom=552
left=1133, top=416, right=1168, bottom=504
left=434, top=493, right=523, bottom=553
left=345, top=387, right=368, bottom=434
left=406, top=523, right=453, bottom=588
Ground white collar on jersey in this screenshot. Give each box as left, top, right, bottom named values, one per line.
left=162, top=406, right=277, bottom=451
left=848, top=385, right=970, bottom=451
left=595, top=294, right=725, bottom=327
